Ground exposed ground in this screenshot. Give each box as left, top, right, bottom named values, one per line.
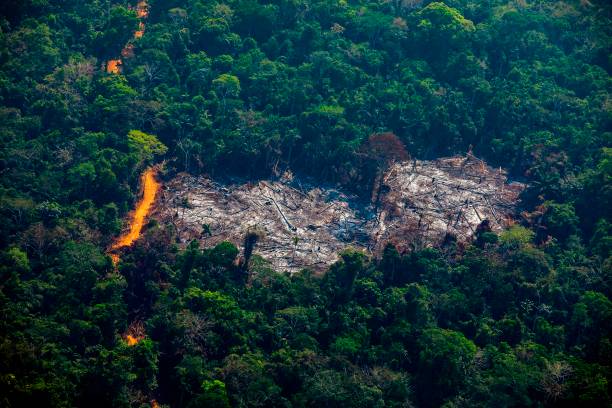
left=375, top=155, right=525, bottom=253
left=154, top=154, right=524, bottom=273
left=109, top=167, right=160, bottom=264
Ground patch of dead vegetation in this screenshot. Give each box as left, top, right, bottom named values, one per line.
left=154, top=154, right=524, bottom=273
left=375, top=154, right=524, bottom=253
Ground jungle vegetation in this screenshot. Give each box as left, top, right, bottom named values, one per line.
left=0, top=0, right=611, bottom=407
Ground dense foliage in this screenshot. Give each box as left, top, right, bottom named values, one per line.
left=0, top=0, right=610, bottom=406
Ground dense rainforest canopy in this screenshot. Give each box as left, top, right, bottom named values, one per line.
left=0, top=0, right=611, bottom=407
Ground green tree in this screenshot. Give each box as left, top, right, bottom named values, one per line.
left=127, top=129, right=168, bottom=165
left=417, top=328, right=477, bottom=406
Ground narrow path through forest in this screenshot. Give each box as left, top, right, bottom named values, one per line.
left=106, top=0, right=158, bottom=265
left=109, top=167, right=160, bottom=262
left=103, top=4, right=161, bottom=406
left=106, top=0, right=148, bottom=73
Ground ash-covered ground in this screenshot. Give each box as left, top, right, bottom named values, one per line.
left=154, top=154, right=524, bottom=273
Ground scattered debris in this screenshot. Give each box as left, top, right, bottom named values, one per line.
left=155, top=176, right=367, bottom=272
left=154, top=155, right=524, bottom=273
left=375, top=154, right=524, bottom=253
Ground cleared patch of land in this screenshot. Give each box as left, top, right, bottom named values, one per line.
left=154, top=154, right=524, bottom=273
left=375, top=155, right=524, bottom=254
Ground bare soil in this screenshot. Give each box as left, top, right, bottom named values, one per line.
left=154, top=154, right=524, bottom=273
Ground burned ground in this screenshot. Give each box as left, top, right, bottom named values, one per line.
left=154, top=154, right=524, bottom=273
left=375, top=155, right=525, bottom=254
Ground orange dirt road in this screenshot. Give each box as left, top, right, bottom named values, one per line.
left=105, top=0, right=148, bottom=73
left=110, top=167, right=160, bottom=261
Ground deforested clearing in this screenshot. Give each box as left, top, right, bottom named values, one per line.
left=156, top=154, right=524, bottom=272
